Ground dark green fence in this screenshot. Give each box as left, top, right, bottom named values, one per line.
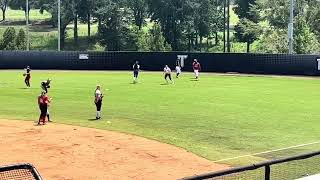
left=0, top=51, right=319, bottom=75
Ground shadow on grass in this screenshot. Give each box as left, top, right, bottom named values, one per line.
left=88, top=118, right=99, bottom=121
left=29, top=25, right=56, bottom=33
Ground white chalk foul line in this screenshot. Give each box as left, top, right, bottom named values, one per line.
left=214, top=141, right=320, bottom=163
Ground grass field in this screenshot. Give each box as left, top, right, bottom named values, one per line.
left=0, top=71, right=320, bottom=167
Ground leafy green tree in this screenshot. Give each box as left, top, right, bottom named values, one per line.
left=8, top=0, right=40, bottom=20
left=16, top=28, right=26, bottom=50
left=0, top=27, right=17, bottom=50
left=0, top=0, right=9, bottom=21
left=294, top=18, right=320, bottom=54
left=98, top=1, right=135, bottom=51
left=234, top=0, right=260, bottom=52
left=234, top=17, right=261, bottom=52
left=256, top=28, right=288, bottom=53
left=77, top=0, right=95, bottom=38
left=127, top=0, right=148, bottom=30
left=149, top=23, right=171, bottom=51
left=131, top=25, right=150, bottom=51
left=147, top=0, right=188, bottom=51
left=38, top=0, right=73, bottom=49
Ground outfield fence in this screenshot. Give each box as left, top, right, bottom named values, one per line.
left=181, top=151, right=320, bottom=180
left=0, top=51, right=320, bottom=76
left=0, top=163, right=42, bottom=180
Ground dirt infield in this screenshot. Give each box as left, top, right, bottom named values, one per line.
left=0, top=120, right=228, bottom=179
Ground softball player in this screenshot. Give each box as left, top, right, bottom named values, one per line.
left=23, top=66, right=31, bottom=88
left=193, top=59, right=202, bottom=80
left=133, top=61, right=140, bottom=83
left=94, top=85, right=104, bottom=120
left=41, top=79, right=51, bottom=93
left=164, top=65, right=174, bottom=84
left=37, top=91, right=50, bottom=125
left=175, top=58, right=182, bottom=78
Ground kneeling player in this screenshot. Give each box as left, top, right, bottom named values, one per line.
left=41, top=79, right=51, bottom=93
left=164, top=65, right=174, bottom=84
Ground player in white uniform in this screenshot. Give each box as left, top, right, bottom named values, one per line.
left=175, top=59, right=182, bottom=78
left=94, top=85, right=104, bottom=119
left=164, top=65, right=174, bottom=84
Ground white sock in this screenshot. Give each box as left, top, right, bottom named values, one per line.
left=98, top=111, right=101, bottom=118
left=96, top=111, right=99, bottom=117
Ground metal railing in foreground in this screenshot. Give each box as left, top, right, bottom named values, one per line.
left=181, top=150, right=320, bottom=180
left=0, top=163, right=43, bottom=180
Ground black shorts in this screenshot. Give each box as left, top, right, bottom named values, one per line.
left=165, top=74, right=172, bottom=80
left=95, top=100, right=102, bottom=111
left=39, top=104, right=48, bottom=117
left=133, top=70, right=139, bottom=78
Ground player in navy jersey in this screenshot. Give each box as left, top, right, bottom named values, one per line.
left=41, top=79, right=51, bottom=93
left=133, top=61, right=140, bottom=83
left=23, top=66, right=31, bottom=88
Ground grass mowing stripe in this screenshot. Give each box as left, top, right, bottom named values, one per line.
left=0, top=71, right=320, bottom=166
left=213, top=141, right=320, bottom=163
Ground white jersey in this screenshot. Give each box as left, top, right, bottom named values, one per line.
left=95, top=89, right=102, bottom=101
left=164, top=67, right=171, bottom=74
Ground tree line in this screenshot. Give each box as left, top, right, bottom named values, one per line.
left=0, top=0, right=320, bottom=54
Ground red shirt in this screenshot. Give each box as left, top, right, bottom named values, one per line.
left=193, top=62, right=201, bottom=71
left=38, top=95, right=49, bottom=105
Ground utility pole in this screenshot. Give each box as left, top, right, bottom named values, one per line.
left=223, top=0, right=226, bottom=52
left=288, top=0, right=294, bottom=54
left=26, top=0, right=29, bottom=51
left=58, top=0, right=61, bottom=51
left=227, top=0, right=230, bottom=52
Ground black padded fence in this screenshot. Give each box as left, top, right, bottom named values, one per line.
left=0, top=163, right=43, bottom=180
left=181, top=151, right=320, bottom=180
left=0, top=51, right=319, bottom=75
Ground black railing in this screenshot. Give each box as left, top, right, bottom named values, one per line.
left=0, top=163, right=43, bottom=180
left=181, top=151, right=320, bottom=180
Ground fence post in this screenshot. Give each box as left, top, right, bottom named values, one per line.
left=265, top=165, right=271, bottom=180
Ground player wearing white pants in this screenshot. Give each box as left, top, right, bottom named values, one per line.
left=176, top=66, right=181, bottom=77
left=194, top=69, right=199, bottom=78
left=175, top=59, right=182, bottom=78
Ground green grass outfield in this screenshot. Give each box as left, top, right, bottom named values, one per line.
left=0, top=71, right=320, bottom=166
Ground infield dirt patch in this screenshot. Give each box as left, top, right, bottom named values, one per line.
left=0, top=120, right=228, bottom=179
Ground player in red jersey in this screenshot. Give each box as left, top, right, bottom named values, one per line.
left=192, top=59, right=201, bottom=80
left=37, top=91, right=50, bottom=125
left=23, top=66, right=31, bottom=88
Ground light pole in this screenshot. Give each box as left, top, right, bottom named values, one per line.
left=26, top=0, right=29, bottom=51
left=58, top=0, right=61, bottom=51
left=288, top=0, right=294, bottom=54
